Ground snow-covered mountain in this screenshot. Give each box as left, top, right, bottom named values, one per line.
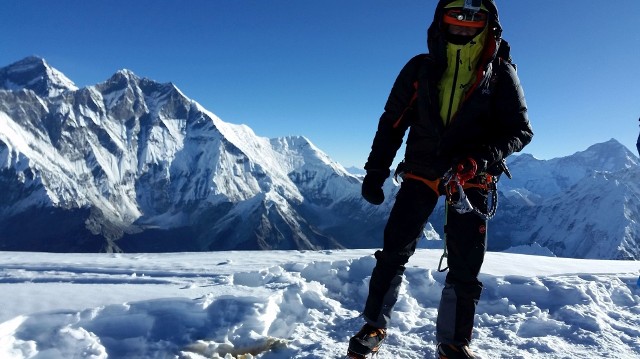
left=1, top=57, right=639, bottom=259
left=490, top=141, right=640, bottom=260
left=0, top=57, right=377, bottom=253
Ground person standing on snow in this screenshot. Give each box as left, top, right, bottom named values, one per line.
left=346, top=1, right=533, bottom=358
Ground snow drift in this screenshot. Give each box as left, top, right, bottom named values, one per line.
left=0, top=250, right=638, bottom=358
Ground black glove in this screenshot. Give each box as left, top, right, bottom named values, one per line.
left=362, top=169, right=388, bottom=205
left=467, top=149, right=489, bottom=174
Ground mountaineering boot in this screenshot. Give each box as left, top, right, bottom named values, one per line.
left=437, top=343, right=476, bottom=359
left=346, top=323, right=386, bottom=358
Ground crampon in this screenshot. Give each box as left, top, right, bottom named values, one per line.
left=345, top=324, right=386, bottom=358
left=345, top=346, right=382, bottom=358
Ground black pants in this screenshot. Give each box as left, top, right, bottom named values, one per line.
left=362, top=178, right=487, bottom=345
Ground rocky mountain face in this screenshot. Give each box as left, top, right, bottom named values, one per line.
left=1, top=57, right=638, bottom=259
left=0, top=57, right=383, bottom=253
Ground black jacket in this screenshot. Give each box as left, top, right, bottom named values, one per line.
left=365, top=0, right=533, bottom=180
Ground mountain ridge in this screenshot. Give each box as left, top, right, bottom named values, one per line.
left=0, top=57, right=367, bottom=253
left=1, top=57, right=638, bottom=259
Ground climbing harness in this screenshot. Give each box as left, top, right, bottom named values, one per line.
left=442, top=158, right=511, bottom=221
left=436, top=158, right=511, bottom=272
left=395, top=158, right=512, bottom=272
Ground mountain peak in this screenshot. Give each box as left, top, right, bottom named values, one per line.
left=584, top=138, right=626, bottom=153
left=95, top=69, right=144, bottom=97
left=0, top=56, right=78, bottom=97
left=114, top=69, right=138, bottom=80
left=571, top=138, right=638, bottom=170
left=106, top=69, right=140, bottom=85
left=11, top=56, right=46, bottom=68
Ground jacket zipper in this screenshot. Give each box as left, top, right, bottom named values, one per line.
left=445, top=49, right=461, bottom=124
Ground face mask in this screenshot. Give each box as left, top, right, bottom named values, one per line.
left=445, top=31, right=478, bottom=45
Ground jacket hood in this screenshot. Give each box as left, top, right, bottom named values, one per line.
left=427, top=0, right=502, bottom=66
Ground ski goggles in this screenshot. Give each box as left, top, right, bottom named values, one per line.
left=442, top=8, right=487, bottom=28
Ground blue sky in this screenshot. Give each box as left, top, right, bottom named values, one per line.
left=1, top=1, right=639, bottom=168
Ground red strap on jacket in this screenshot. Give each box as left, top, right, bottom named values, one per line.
left=392, top=81, right=419, bottom=129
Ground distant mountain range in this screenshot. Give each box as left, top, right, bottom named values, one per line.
left=482, top=140, right=640, bottom=259
left=1, top=57, right=638, bottom=259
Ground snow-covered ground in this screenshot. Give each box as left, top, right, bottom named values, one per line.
left=0, top=249, right=638, bottom=359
